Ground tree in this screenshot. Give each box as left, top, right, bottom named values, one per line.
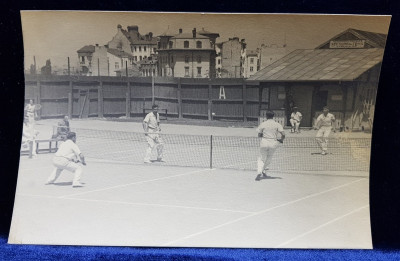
left=41, top=59, right=52, bottom=75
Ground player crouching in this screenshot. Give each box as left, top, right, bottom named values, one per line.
left=45, top=132, right=86, bottom=188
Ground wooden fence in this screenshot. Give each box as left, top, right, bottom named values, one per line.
left=24, top=75, right=273, bottom=121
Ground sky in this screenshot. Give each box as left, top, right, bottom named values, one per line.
left=20, top=11, right=391, bottom=71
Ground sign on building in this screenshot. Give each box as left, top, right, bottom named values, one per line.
left=329, top=40, right=365, bottom=49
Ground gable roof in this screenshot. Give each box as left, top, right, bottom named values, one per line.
left=248, top=48, right=384, bottom=82
left=77, top=45, right=95, bottom=53
left=121, top=29, right=158, bottom=45
left=316, top=28, right=387, bottom=49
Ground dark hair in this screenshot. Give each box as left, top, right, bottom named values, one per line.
left=152, top=104, right=159, bottom=109
left=323, top=106, right=329, bottom=110
left=67, top=132, right=76, bottom=140
left=265, top=110, right=275, bottom=119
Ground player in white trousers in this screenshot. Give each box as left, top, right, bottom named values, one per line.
left=24, top=99, right=37, bottom=125
left=256, top=110, right=285, bottom=181
left=290, top=107, right=302, bottom=133
left=315, top=106, right=336, bottom=155
left=45, top=132, right=86, bottom=187
left=143, top=104, right=164, bottom=163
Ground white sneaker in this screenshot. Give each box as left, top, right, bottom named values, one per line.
left=72, top=182, right=85, bottom=188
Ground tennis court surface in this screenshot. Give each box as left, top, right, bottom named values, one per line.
left=9, top=119, right=372, bottom=248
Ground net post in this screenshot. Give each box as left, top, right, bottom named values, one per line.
left=210, top=135, right=213, bottom=169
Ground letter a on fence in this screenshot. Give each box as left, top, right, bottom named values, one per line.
left=219, top=86, right=226, bottom=100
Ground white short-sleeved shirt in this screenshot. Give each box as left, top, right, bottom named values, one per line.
left=143, top=112, right=160, bottom=129
left=257, top=119, right=284, bottom=140
left=316, top=113, right=335, bottom=127
left=55, top=139, right=81, bottom=160
left=291, top=111, right=302, bottom=121
left=25, top=104, right=35, bottom=114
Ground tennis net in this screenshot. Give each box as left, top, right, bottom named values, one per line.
left=74, top=128, right=371, bottom=172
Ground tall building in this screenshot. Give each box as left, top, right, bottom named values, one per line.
left=107, top=25, right=157, bottom=63
left=157, top=28, right=218, bottom=78
left=243, top=50, right=259, bottom=78
left=217, top=37, right=247, bottom=78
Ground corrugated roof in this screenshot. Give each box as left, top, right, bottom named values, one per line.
left=248, top=48, right=384, bottom=82
left=107, top=48, right=135, bottom=59
left=77, top=45, right=95, bottom=53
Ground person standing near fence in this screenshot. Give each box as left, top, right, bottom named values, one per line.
left=24, top=99, right=37, bottom=125
left=290, top=107, right=302, bottom=133
left=315, top=106, right=336, bottom=155
left=45, top=132, right=86, bottom=188
left=143, top=104, right=164, bottom=163
left=22, top=116, right=39, bottom=158
left=256, top=110, right=285, bottom=181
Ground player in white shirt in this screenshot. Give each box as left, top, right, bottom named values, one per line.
left=22, top=116, right=39, bottom=157
left=315, top=106, right=336, bottom=155
left=143, top=104, right=164, bottom=163
left=256, top=110, right=285, bottom=181
left=24, top=99, right=37, bottom=125
left=290, top=107, right=302, bottom=133
left=45, top=132, right=86, bottom=187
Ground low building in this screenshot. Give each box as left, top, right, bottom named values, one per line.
left=77, top=45, right=95, bottom=75
left=247, top=28, right=387, bottom=130
left=138, top=55, right=158, bottom=77
left=243, top=50, right=259, bottom=78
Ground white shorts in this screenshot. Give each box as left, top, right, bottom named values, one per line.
left=53, top=156, right=80, bottom=172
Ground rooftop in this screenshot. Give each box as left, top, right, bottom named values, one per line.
left=248, top=48, right=384, bottom=82
left=77, top=45, right=95, bottom=53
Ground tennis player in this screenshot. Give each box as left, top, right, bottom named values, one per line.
left=24, top=99, right=37, bottom=125
left=290, top=107, right=302, bottom=133
left=21, top=116, right=39, bottom=158
left=315, top=106, right=336, bottom=155
left=45, top=132, right=86, bottom=188
left=143, top=104, right=164, bottom=163
left=256, top=110, right=285, bottom=181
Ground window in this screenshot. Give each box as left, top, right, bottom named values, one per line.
left=81, top=56, right=85, bottom=63
left=157, top=42, right=161, bottom=49
left=134, top=56, right=137, bottom=61
left=250, top=66, right=254, bottom=72
left=139, top=56, right=142, bottom=61
left=185, top=56, right=189, bottom=63
left=184, top=66, right=189, bottom=77
left=115, top=62, right=119, bottom=69
left=250, top=58, right=254, bottom=64
left=169, top=41, right=173, bottom=49
left=139, top=46, right=142, bottom=52
left=217, top=59, right=221, bottom=65
left=196, top=41, right=202, bottom=48
left=144, top=46, right=147, bottom=52
left=171, top=56, right=174, bottom=63
left=184, top=41, right=189, bottom=48
left=197, top=56, right=201, bottom=63
left=153, top=48, right=156, bottom=53
left=197, top=67, right=202, bottom=76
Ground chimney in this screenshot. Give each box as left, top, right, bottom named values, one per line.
left=117, top=24, right=122, bottom=31
left=192, top=28, right=196, bottom=38
left=127, top=25, right=139, bottom=33
left=179, top=28, right=182, bottom=34
left=149, top=32, right=153, bottom=40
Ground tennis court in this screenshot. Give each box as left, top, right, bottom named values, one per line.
left=9, top=119, right=372, bottom=248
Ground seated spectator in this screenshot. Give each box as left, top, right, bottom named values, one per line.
left=53, top=116, right=70, bottom=140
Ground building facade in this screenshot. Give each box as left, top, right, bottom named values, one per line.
left=218, top=37, right=247, bottom=78
left=157, top=28, right=217, bottom=78
left=107, top=25, right=157, bottom=63
left=243, top=50, right=259, bottom=78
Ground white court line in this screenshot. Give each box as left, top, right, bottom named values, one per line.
left=276, top=205, right=369, bottom=248
left=16, top=193, right=253, bottom=214
left=58, top=168, right=215, bottom=199
left=161, top=178, right=366, bottom=246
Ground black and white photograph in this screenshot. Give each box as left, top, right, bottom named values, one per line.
left=9, top=11, right=391, bottom=248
